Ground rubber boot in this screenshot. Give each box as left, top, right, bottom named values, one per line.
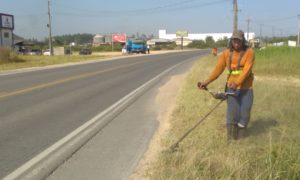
left=227, top=124, right=238, bottom=141
left=238, top=128, right=246, bottom=139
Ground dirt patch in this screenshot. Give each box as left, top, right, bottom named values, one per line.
left=130, top=73, right=187, bottom=179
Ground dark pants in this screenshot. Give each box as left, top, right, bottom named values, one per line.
left=226, top=89, right=253, bottom=127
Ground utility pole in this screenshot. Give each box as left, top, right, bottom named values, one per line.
left=111, top=34, right=114, bottom=52
left=298, top=15, right=300, bottom=45
left=233, top=0, right=238, bottom=32
left=279, top=29, right=283, bottom=37
left=246, top=18, right=250, bottom=41
left=47, top=0, right=53, bottom=56
left=259, top=24, right=263, bottom=46
left=259, top=24, right=263, bottom=39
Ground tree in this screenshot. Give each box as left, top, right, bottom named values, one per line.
left=205, top=36, right=215, bottom=47
left=187, top=40, right=207, bottom=48
left=215, top=37, right=229, bottom=47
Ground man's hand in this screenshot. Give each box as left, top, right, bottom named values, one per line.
left=228, top=82, right=238, bottom=90
left=197, top=81, right=209, bottom=90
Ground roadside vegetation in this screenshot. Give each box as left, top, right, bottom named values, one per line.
left=147, top=46, right=300, bottom=179
left=0, top=48, right=120, bottom=71
left=0, top=48, right=25, bottom=63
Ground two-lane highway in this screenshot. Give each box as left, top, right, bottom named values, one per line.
left=0, top=50, right=209, bottom=178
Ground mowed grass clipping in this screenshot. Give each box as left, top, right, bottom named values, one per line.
left=147, top=46, right=300, bottom=180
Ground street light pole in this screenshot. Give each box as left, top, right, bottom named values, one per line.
left=48, top=0, right=53, bottom=56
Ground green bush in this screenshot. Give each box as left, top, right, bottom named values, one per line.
left=152, top=43, right=176, bottom=51
left=153, top=46, right=162, bottom=50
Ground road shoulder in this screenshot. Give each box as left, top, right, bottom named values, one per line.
left=130, top=73, right=187, bottom=179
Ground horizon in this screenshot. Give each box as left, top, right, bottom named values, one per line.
left=1, top=0, right=299, bottom=40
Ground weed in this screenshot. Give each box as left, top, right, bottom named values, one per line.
left=148, top=46, right=300, bottom=179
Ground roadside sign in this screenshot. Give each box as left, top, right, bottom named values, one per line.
left=176, top=31, right=188, bottom=37
left=0, top=13, right=14, bottom=30
left=112, top=34, right=127, bottom=42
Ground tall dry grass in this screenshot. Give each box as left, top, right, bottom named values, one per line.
left=148, top=47, right=300, bottom=180
left=0, top=48, right=25, bottom=64
left=0, top=49, right=113, bottom=71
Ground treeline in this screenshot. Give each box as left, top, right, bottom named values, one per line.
left=263, top=35, right=297, bottom=44
left=24, top=34, right=298, bottom=52
left=50, top=33, right=94, bottom=46
left=187, top=36, right=229, bottom=48
left=22, top=33, right=95, bottom=50
left=48, top=33, right=155, bottom=46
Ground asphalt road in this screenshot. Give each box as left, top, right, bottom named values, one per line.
left=0, top=50, right=209, bottom=178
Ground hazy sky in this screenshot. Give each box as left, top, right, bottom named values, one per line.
left=1, top=0, right=299, bottom=40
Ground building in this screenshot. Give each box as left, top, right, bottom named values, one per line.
left=146, top=38, right=174, bottom=46
left=92, top=34, right=105, bottom=46
left=0, top=13, right=14, bottom=48
left=158, top=29, right=255, bottom=45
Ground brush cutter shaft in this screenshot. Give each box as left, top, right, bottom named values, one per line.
left=168, top=100, right=224, bottom=152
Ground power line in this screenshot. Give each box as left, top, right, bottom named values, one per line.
left=258, top=15, right=298, bottom=23
left=240, top=15, right=299, bottom=37
left=53, top=0, right=230, bottom=17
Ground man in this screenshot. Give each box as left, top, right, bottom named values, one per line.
left=198, top=30, right=255, bottom=140
left=147, top=45, right=150, bottom=54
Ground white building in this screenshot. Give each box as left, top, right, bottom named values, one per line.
left=158, top=29, right=255, bottom=42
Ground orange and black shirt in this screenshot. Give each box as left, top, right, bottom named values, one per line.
left=207, top=48, right=255, bottom=89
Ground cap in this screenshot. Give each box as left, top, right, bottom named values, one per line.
left=231, top=30, right=244, bottom=40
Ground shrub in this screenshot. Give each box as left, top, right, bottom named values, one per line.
left=0, top=48, right=25, bottom=63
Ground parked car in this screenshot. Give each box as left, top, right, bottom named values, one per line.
left=79, top=48, right=92, bottom=55
left=28, top=49, right=42, bottom=55
left=43, top=49, right=51, bottom=55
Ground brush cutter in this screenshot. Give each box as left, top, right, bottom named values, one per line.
left=197, top=82, right=235, bottom=100
left=164, top=83, right=235, bottom=153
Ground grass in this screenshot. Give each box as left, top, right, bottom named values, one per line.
left=0, top=48, right=119, bottom=71
left=255, top=46, right=300, bottom=77
left=1, top=46, right=299, bottom=179
left=147, top=46, right=300, bottom=180
left=0, top=48, right=25, bottom=64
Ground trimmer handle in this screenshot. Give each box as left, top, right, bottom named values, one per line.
left=197, top=82, right=235, bottom=100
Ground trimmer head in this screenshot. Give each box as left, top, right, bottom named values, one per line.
left=209, top=91, right=236, bottom=100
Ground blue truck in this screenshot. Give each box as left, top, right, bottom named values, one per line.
left=126, top=39, right=147, bottom=54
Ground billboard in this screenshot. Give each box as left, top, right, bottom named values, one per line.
left=112, top=34, right=126, bottom=42
left=176, top=31, right=188, bottom=37
left=0, top=13, right=14, bottom=30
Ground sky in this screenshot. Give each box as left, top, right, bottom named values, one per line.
left=1, top=0, right=299, bottom=40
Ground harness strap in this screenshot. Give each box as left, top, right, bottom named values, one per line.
left=225, top=48, right=247, bottom=92
left=228, top=49, right=247, bottom=74
left=228, top=50, right=233, bottom=73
